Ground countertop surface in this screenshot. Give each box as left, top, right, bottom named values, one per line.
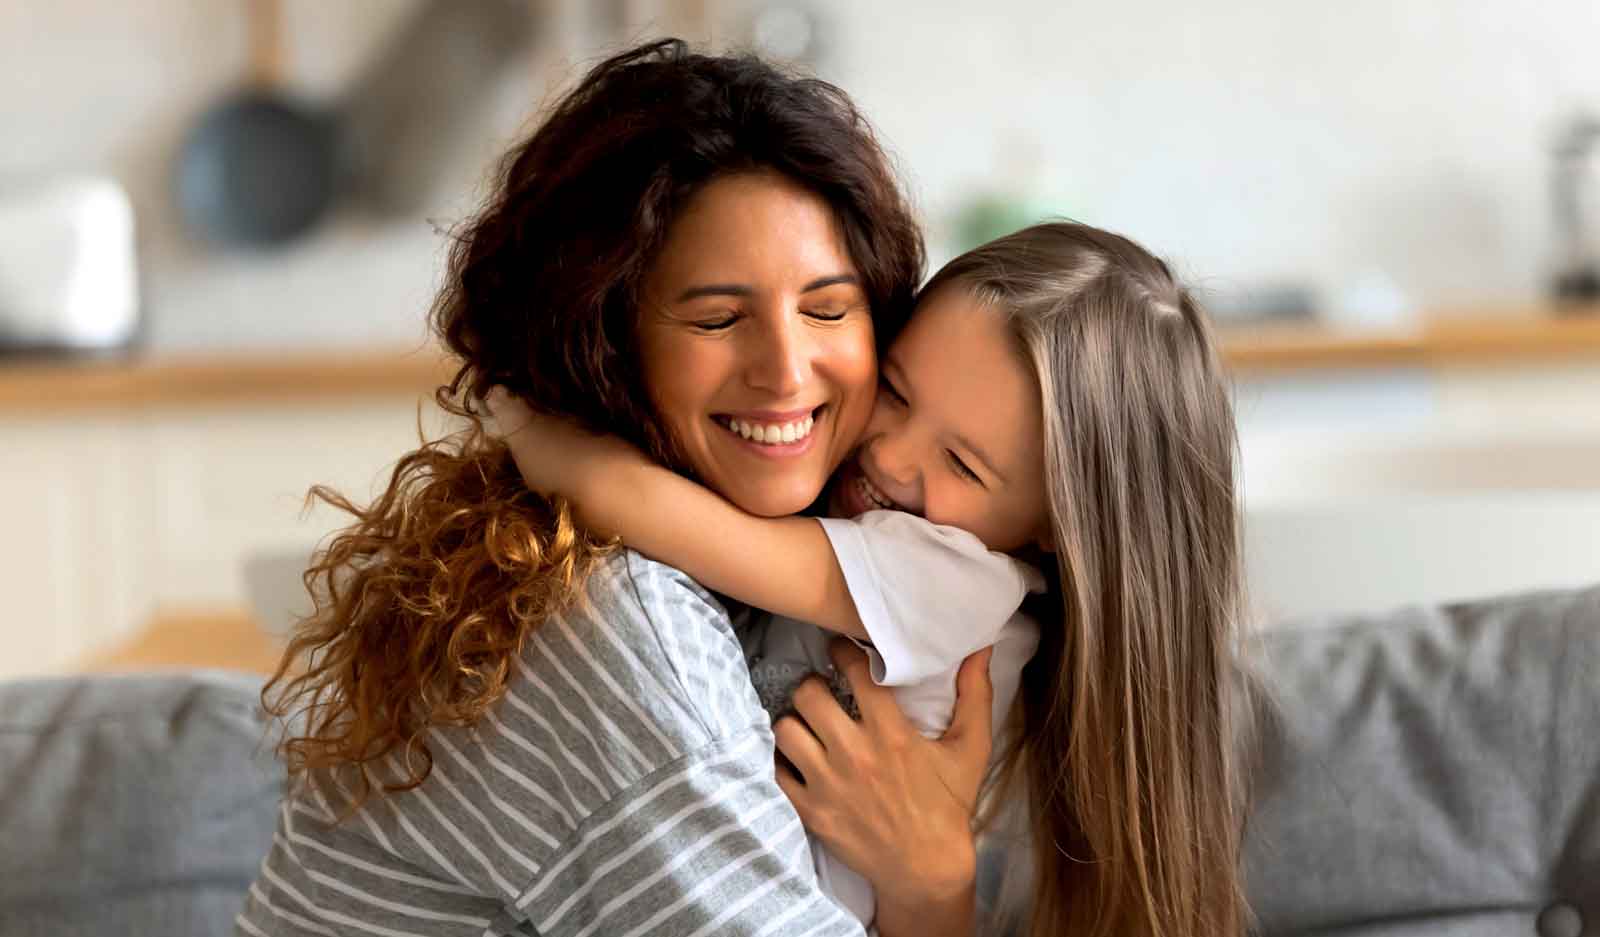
left=4, top=307, right=1600, bottom=414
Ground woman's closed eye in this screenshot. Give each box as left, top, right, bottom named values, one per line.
left=803, top=305, right=851, bottom=322
left=691, top=311, right=742, bottom=331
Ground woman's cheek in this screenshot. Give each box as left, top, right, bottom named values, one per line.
left=827, top=324, right=879, bottom=443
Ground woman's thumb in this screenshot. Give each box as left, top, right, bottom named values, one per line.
left=947, top=645, right=995, bottom=748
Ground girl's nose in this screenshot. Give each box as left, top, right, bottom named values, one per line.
left=868, top=429, right=920, bottom=492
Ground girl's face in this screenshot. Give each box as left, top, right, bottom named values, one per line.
left=830, top=285, right=1051, bottom=553
left=639, top=171, right=879, bottom=518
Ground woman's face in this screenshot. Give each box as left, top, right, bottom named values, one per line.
left=638, top=171, right=878, bottom=517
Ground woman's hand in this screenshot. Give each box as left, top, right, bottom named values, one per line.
left=774, top=639, right=993, bottom=937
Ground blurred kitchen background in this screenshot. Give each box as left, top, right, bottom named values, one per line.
left=3, top=0, right=1598, bottom=676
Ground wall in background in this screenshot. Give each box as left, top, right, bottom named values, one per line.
left=5, top=0, right=1600, bottom=350
left=810, top=0, right=1600, bottom=315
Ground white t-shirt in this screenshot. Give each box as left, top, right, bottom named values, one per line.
left=743, top=509, right=1045, bottom=927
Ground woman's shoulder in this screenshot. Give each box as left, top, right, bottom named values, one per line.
left=570, top=549, right=737, bottom=653
left=582, top=548, right=728, bottom=622
left=512, top=548, right=766, bottom=743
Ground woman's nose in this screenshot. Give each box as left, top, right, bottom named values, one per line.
left=743, top=311, right=809, bottom=398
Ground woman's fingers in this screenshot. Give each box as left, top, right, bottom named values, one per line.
left=778, top=641, right=983, bottom=924
left=826, top=638, right=913, bottom=740
left=789, top=670, right=863, bottom=755
left=773, top=761, right=813, bottom=816
left=944, top=645, right=995, bottom=761
left=772, top=712, right=829, bottom=783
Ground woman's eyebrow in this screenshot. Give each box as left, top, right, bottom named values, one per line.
left=675, top=283, right=753, bottom=302
left=674, top=273, right=857, bottom=303
left=802, top=274, right=859, bottom=292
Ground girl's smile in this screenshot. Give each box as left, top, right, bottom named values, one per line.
left=829, top=284, right=1053, bottom=555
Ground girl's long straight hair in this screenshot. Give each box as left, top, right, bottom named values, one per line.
left=929, top=223, right=1251, bottom=936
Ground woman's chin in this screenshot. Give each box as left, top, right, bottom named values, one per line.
left=721, top=474, right=829, bottom=519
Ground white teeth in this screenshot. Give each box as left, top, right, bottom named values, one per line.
left=857, top=475, right=895, bottom=510
left=724, top=413, right=817, bottom=446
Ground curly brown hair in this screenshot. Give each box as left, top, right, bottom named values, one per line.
left=264, top=39, right=925, bottom=806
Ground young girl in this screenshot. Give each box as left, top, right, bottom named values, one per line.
left=495, top=221, right=1248, bottom=936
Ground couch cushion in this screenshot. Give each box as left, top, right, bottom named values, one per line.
left=0, top=671, right=282, bottom=936
left=1243, top=584, right=1600, bottom=936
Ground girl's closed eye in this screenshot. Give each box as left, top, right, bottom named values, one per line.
left=947, top=450, right=982, bottom=485
left=878, top=374, right=907, bottom=406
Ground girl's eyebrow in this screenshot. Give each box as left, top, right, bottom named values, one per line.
left=674, top=274, right=858, bottom=303
left=884, top=357, right=1009, bottom=486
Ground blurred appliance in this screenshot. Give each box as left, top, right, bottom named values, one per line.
left=0, top=177, right=139, bottom=354
left=177, top=0, right=535, bottom=248
left=1552, top=112, right=1600, bottom=304
left=177, top=0, right=339, bottom=248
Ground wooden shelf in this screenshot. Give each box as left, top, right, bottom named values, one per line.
left=75, top=607, right=285, bottom=675
left=4, top=307, right=1600, bottom=413
left=0, top=345, right=457, bottom=414
left=1223, top=306, right=1600, bottom=373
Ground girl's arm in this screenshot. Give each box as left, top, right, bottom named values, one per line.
left=489, top=393, right=867, bottom=640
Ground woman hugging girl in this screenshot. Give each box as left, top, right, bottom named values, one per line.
left=494, top=220, right=1250, bottom=936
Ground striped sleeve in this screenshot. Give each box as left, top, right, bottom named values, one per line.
left=237, top=551, right=866, bottom=937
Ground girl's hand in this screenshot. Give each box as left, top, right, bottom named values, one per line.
left=483, top=388, right=645, bottom=499
left=774, top=639, right=993, bottom=937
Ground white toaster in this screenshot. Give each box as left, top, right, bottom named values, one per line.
left=0, top=176, right=140, bottom=352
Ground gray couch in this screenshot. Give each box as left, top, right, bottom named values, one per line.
left=2, top=585, right=1596, bottom=936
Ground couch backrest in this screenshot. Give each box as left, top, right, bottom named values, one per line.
left=5, top=586, right=1597, bottom=937
left=0, top=670, right=282, bottom=937
left=1243, top=584, right=1600, bottom=936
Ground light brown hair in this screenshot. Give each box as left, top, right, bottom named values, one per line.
left=263, top=39, right=924, bottom=805
left=928, top=222, right=1250, bottom=936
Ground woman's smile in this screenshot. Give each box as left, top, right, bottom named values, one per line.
left=715, top=405, right=824, bottom=456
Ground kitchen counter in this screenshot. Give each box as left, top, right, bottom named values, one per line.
left=1224, top=305, right=1600, bottom=372
left=3, top=307, right=1600, bottom=413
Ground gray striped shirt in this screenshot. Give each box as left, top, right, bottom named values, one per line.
left=236, top=550, right=866, bottom=937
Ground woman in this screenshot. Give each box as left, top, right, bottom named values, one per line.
left=237, top=40, right=985, bottom=937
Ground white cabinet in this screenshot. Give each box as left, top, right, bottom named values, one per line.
left=0, top=414, right=142, bottom=673
left=0, top=395, right=463, bottom=677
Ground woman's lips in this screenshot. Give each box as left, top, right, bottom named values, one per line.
left=714, top=405, right=823, bottom=458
